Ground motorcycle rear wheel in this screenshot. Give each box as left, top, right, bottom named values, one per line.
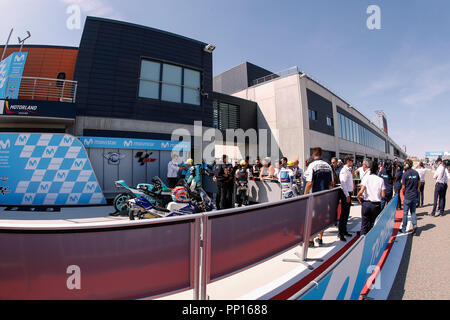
left=114, top=193, right=133, bottom=214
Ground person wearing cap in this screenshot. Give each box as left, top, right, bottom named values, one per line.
left=185, top=158, right=201, bottom=192
left=430, top=158, right=448, bottom=217
left=278, top=160, right=299, bottom=198
left=357, top=161, right=386, bottom=235
left=235, top=160, right=251, bottom=207
left=338, top=155, right=354, bottom=241
left=399, top=159, right=421, bottom=234
left=304, top=148, right=334, bottom=247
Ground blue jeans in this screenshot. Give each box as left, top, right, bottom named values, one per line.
left=401, top=198, right=417, bottom=231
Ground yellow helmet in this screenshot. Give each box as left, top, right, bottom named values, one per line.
left=186, top=158, right=193, bottom=164
left=287, top=160, right=295, bottom=167
left=240, top=160, right=246, bottom=166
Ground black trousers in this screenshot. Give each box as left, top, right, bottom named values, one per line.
left=217, top=182, right=233, bottom=210
left=339, top=190, right=351, bottom=235
left=432, top=183, right=447, bottom=215
left=417, top=182, right=425, bottom=207
left=361, top=201, right=382, bottom=235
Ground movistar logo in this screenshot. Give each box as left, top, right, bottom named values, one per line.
left=13, top=54, right=26, bottom=62
left=0, top=139, right=10, bottom=149
left=28, top=159, right=37, bottom=166
left=57, top=172, right=66, bottom=179
left=45, top=148, right=55, bottom=155
left=69, top=195, right=79, bottom=202
left=123, top=140, right=133, bottom=147
left=86, top=184, right=96, bottom=191
left=40, top=183, right=50, bottom=191
left=63, top=136, right=73, bottom=144
left=24, top=195, right=33, bottom=202
left=83, top=138, right=93, bottom=146
left=74, top=160, right=84, bottom=167
left=18, top=135, right=28, bottom=143
left=161, top=142, right=170, bottom=149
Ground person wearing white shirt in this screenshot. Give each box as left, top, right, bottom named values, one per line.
left=358, top=160, right=371, bottom=181
left=357, top=161, right=386, bottom=235
left=415, top=161, right=427, bottom=207
left=338, top=156, right=355, bottom=241
left=167, top=154, right=181, bottom=188
left=430, top=158, right=448, bottom=216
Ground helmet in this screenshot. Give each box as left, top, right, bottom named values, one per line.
left=186, top=158, right=194, bottom=165
left=240, top=160, right=246, bottom=166
left=171, top=186, right=190, bottom=203
left=287, top=161, right=295, bottom=167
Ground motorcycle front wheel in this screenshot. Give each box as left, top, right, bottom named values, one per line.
left=114, top=193, right=133, bottom=214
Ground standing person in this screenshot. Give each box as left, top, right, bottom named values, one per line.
left=215, top=155, right=234, bottom=210
left=399, top=159, right=421, bottom=234
left=304, top=148, right=334, bottom=247
left=292, top=158, right=304, bottom=194
left=235, top=160, right=251, bottom=207
left=331, top=157, right=341, bottom=185
left=279, top=160, right=298, bottom=198
left=280, top=157, right=288, bottom=169
left=260, top=157, right=275, bottom=181
left=338, top=155, right=354, bottom=241
left=167, top=154, right=181, bottom=188
left=357, top=160, right=371, bottom=181
left=356, top=161, right=386, bottom=235
left=393, top=164, right=404, bottom=210
left=252, top=157, right=262, bottom=177
left=379, top=160, right=394, bottom=210
left=430, top=158, right=448, bottom=217
left=336, top=159, right=344, bottom=177
left=415, top=161, right=427, bottom=208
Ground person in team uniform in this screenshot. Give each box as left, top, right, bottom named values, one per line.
left=338, top=155, right=354, bottom=241
left=279, top=160, right=299, bottom=199
left=430, top=158, right=448, bottom=217
left=415, top=161, right=427, bottom=208
left=304, top=147, right=334, bottom=247
left=357, top=160, right=386, bottom=235
left=379, top=159, right=394, bottom=210
left=399, top=159, right=421, bottom=234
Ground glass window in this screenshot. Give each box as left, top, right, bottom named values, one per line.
left=183, top=69, right=201, bottom=105
left=309, top=109, right=317, bottom=120
left=139, top=81, right=159, bottom=99
left=326, top=116, right=333, bottom=126
left=140, top=60, right=160, bottom=81
left=338, top=114, right=342, bottom=137
left=161, top=64, right=182, bottom=103
left=344, top=116, right=349, bottom=140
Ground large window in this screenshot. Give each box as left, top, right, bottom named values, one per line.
left=213, top=100, right=240, bottom=130
left=337, top=112, right=386, bottom=152
left=139, top=59, right=201, bottom=105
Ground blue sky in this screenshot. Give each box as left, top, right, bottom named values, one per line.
left=1, top=0, right=449, bottom=157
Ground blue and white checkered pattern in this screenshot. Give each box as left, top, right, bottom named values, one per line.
left=0, top=133, right=106, bottom=205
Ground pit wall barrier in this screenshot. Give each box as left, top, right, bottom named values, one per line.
left=295, top=195, right=399, bottom=300
left=0, top=188, right=341, bottom=300
left=0, top=133, right=106, bottom=206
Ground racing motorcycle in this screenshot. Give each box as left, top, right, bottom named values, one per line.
left=127, top=181, right=215, bottom=220
left=113, top=177, right=172, bottom=214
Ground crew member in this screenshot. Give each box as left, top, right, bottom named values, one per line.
left=399, top=159, right=420, bottom=234
left=430, top=158, right=448, bottom=217
left=214, top=154, right=234, bottom=209
left=235, top=160, right=251, bottom=207
left=415, top=161, right=427, bottom=208
left=167, top=154, right=181, bottom=188
left=304, top=148, right=334, bottom=247
left=379, top=160, right=394, bottom=210
left=357, top=161, right=386, bottom=235
left=279, top=160, right=298, bottom=198
left=393, top=164, right=403, bottom=210
left=338, top=155, right=354, bottom=241
left=185, top=158, right=201, bottom=192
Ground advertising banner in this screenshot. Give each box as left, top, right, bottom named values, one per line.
left=299, top=196, right=398, bottom=300
left=79, top=136, right=190, bottom=152
left=0, top=52, right=28, bottom=99
left=0, top=99, right=76, bottom=118
left=0, top=133, right=106, bottom=205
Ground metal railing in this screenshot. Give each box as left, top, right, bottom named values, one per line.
left=3, top=76, right=77, bottom=103
left=252, top=66, right=300, bottom=86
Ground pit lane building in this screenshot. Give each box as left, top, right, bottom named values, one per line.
left=0, top=16, right=406, bottom=198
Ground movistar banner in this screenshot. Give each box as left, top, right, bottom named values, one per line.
left=425, top=151, right=447, bottom=157
left=0, top=133, right=106, bottom=206
left=79, top=136, right=190, bottom=151
left=0, top=52, right=28, bottom=99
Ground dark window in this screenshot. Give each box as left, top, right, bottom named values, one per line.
left=213, top=100, right=240, bottom=130
left=139, top=59, right=201, bottom=105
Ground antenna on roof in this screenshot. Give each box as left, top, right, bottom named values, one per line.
left=18, top=31, right=31, bottom=52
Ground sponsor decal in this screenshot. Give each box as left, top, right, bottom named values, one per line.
left=2, top=100, right=38, bottom=115
left=104, top=152, right=125, bottom=165
left=135, top=151, right=157, bottom=166
left=123, top=140, right=133, bottom=148
left=0, top=176, right=8, bottom=182
left=0, top=139, right=10, bottom=150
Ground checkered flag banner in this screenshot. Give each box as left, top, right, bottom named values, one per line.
left=0, top=133, right=106, bottom=205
